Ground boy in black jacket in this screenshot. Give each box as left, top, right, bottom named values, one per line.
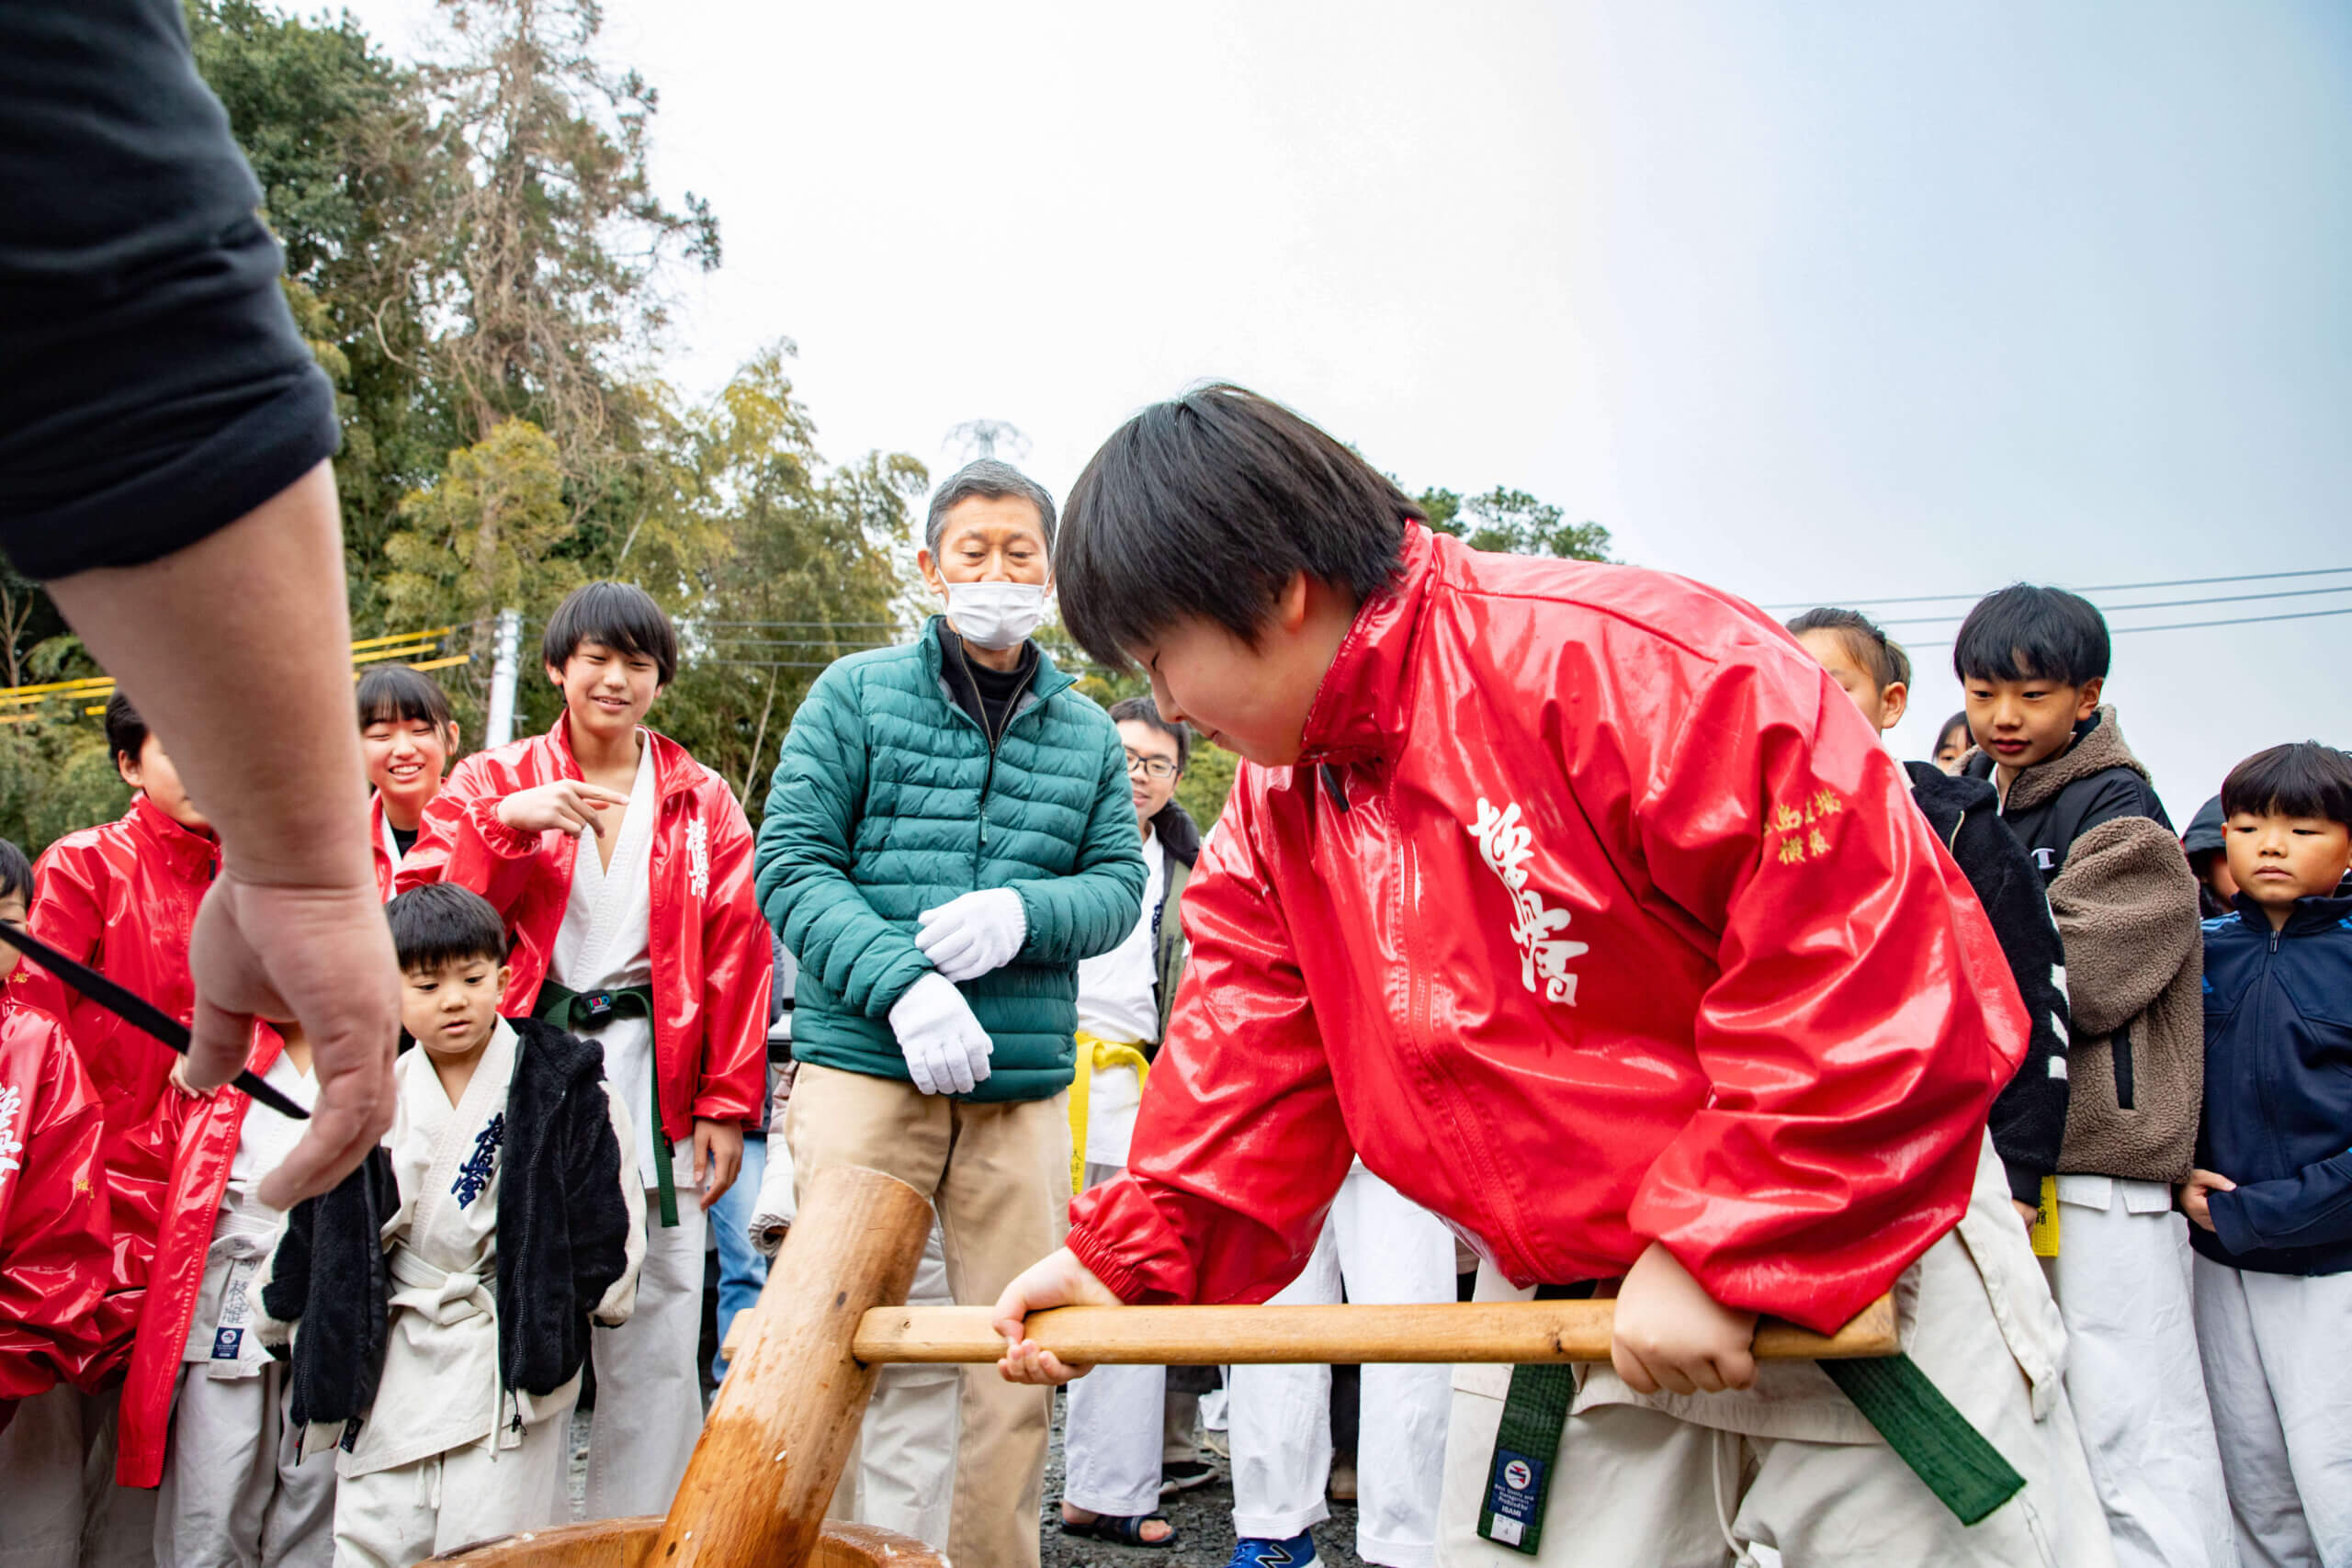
left=1951, top=584, right=2229, bottom=1568
left=1788, top=610, right=2071, bottom=1228
left=2180, top=742, right=2352, bottom=1567
left=259, top=886, right=642, bottom=1566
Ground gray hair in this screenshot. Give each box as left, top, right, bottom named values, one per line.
left=924, top=459, right=1057, bottom=555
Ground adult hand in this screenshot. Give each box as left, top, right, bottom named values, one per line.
left=496, top=781, right=630, bottom=840
left=692, top=1117, right=743, bottom=1209
left=887, top=973, right=994, bottom=1095
left=916, top=889, right=1027, bottom=982
left=184, top=874, right=400, bottom=1212
left=1609, top=1240, right=1758, bottom=1396
left=991, top=1246, right=1125, bottom=1385
left=2179, top=1168, right=2235, bottom=1233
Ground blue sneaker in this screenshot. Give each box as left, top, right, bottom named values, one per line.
left=1226, top=1533, right=1317, bottom=1568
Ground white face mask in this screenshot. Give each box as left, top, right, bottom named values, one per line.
left=942, top=581, right=1049, bottom=650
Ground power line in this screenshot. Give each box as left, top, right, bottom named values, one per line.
left=1875, top=581, right=2352, bottom=626
left=1905, top=603, right=2352, bottom=648
left=1760, top=565, right=2352, bottom=612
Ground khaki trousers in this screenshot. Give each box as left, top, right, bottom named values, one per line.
left=786, top=1063, right=1069, bottom=1568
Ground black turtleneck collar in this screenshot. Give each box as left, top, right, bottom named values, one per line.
left=936, top=622, right=1039, bottom=745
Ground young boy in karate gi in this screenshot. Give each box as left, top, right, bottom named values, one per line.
left=259, top=885, right=643, bottom=1566
left=994, top=385, right=2116, bottom=1567
left=119, top=1018, right=331, bottom=1568
left=397, top=581, right=770, bottom=1518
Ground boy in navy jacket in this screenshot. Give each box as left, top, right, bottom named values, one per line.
left=2180, top=741, right=2352, bottom=1568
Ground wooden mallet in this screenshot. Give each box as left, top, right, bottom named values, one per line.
left=433, top=1165, right=1898, bottom=1568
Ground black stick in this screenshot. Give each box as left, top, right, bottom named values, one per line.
left=0, top=923, right=310, bottom=1120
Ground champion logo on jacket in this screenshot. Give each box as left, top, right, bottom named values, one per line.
left=1470, top=797, right=1587, bottom=1006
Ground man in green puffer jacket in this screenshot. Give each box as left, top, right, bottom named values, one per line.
left=754, top=458, right=1145, bottom=1568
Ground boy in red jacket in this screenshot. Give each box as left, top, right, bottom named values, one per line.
left=118, top=1018, right=328, bottom=1568
left=994, top=388, right=2114, bottom=1566
left=0, top=835, right=113, bottom=1568
left=398, top=581, right=769, bottom=1519
left=15, top=695, right=220, bottom=1564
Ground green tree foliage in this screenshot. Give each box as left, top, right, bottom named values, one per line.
left=1418, top=485, right=1612, bottom=563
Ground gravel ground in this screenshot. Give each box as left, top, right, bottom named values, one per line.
left=566, top=1391, right=1368, bottom=1568
left=1040, top=1390, right=1363, bottom=1568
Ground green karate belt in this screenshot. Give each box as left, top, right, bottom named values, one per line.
left=535, top=980, right=675, bottom=1226
left=1479, top=1289, right=2026, bottom=1553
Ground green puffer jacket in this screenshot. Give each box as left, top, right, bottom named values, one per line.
left=755, top=620, right=1147, bottom=1101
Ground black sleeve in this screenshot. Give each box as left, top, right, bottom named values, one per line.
left=0, top=0, right=338, bottom=580
left=1957, top=810, right=2075, bottom=1202
left=566, top=1074, right=635, bottom=1319
left=2070, top=770, right=2174, bottom=844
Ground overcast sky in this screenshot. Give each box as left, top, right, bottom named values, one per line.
left=344, top=0, right=2351, bottom=819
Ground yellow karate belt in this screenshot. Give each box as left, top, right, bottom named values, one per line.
left=1067, top=1031, right=1150, bottom=1195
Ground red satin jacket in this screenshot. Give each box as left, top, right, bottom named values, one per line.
left=0, top=989, right=109, bottom=1402
left=115, top=1026, right=286, bottom=1487
left=1069, top=526, right=2027, bottom=1334
left=20, top=795, right=219, bottom=1370
left=369, top=791, right=399, bottom=902
left=396, top=720, right=769, bottom=1139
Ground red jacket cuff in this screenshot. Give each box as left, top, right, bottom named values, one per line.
left=467, top=798, right=541, bottom=859
left=1067, top=1222, right=1153, bottom=1306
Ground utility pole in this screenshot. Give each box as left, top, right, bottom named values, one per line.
left=944, top=420, right=1030, bottom=466
left=485, top=607, right=521, bottom=747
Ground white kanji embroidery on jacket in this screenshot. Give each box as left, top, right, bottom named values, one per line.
left=0, top=1082, right=24, bottom=1177
left=685, top=815, right=711, bottom=901
left=1469, top=798, right=1589, bottom=1006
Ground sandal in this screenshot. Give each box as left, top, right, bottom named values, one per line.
left=1060, top=1510, right=1181, bottom=1549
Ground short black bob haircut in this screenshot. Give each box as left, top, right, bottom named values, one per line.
left=1952, top=584, right=2110, bottom=687
left=0, top=836, right=33, bottom=905
left=1784, top=607, right=1911, bottom=693
left=386, top=883, right=510, bottom=972
left=1056, top=385, right=1424, bottom=668
left=543, top=581, right=678, bottom=686
left=1936, top=711, right=1972, bottom=754
left=356, top=664, right=455, bottom=734
left=2221, top=741, right=2352, bottom=829
left=1107, top=695, right=1190, bottom=776
left=104, top=692, right=149, bottom=768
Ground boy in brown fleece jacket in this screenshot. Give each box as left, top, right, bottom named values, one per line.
left=1955, top=585, right=2231, bottom=1568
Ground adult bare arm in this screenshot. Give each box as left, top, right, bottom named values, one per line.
left=44, top=462, right=400, bottom=1209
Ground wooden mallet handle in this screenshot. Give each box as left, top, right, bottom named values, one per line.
left=718, top=1291, right=1898, bottom=1364
left=851, top=1294, right=1897, bottom=1365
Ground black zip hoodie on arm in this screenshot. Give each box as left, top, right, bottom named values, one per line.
left=257, top=1017, right=639, bottom=1433
left=1906, top=761, right=2073, bottom=1203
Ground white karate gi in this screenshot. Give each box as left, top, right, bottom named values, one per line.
left=1062, top=839, right=1175, bottom=1523
left=2192, top=1254, right=2352, bottom=1568
left=2044, top=1178, right=2236, bottom=1568
left=541, top=745, right=707, bottom=1522
left=1435, top=1135, right=2119, bottom=1568
left=1228, top=1162, right=1456, bottom=1568
left=157, top=1052, right=334, bottom=1568
left=330, top=1022, right=641, bottom=1568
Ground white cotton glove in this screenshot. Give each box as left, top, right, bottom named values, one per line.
left=748, top=1134, right=798, bottom=1259
left=916, top=888, right=1028, bottom=982
left=888, top=972, right=996, bottom=1096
